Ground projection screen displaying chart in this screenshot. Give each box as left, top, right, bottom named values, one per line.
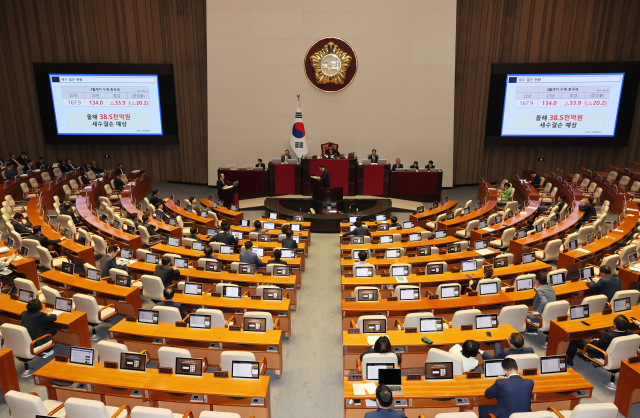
left=501, top=73, right=624, bottom=137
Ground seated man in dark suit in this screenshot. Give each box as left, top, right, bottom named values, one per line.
left=364, top=385, right=405, bottom=418
left=522, top=217, right=535, bottom=233
left=267, top=249, right=288, bottom=266
left=21, top=299, right=57, bottom=348
left=79, top=170, right=91, bottom=185
left=141, top=214, right=162, bottom=243
left=22, top=160, right=34, bottom=174
left=129, top=213, right=141, bottom=229
left=324, top=144, right=339, bottom=158
left=35, top=157, right=47, bottom=170
left=239, top=241, right=264, bottom=270
left=155, top=287, right=187, bottom=318
left=281, top=230, right=298, bottom=249
left=198, top=246, right=218, bottom=261
left=60, top=201, right=81, bottom=225
left=113, top=173, right=125, bottom=191
left=481, top=333, right=534, bottom=360
left=319, top=165, right=331, bottom=187
left=479, top=358, right=534, bottom=418
left=16, top=152, right=28, bottom=167
left=553, top=195, right=566, bottom=213
left=184, top=227, right=201, bottom=242
left=4, top=163, right=18, bottom=180
left=255, top=159, right=265, bottom=169
left=342, top=221, right=371, bottom=238
left=155, top=255, right=181, bottom=288
left=251, top=220, right=264, bottom=233
left=368, top=149, right=379, bottom=163
left=281, top=150, right=292, bottom=163
left=578, top=197, right=597, bottom=227
left=585, top=265, right=621, bottom=302
left=214, top=221, right=239, bottom=245
left=148, top=189, right=165, bottom=208
left=391, top=158, right=403, bottom=171
left=28, top=226, right=64, bottom=248
left=566, top=314, right=632, bottom=366
left=115, top=163, right=125, bottom=175
left=11, top=213, right=33, bottom=235
left=389, top=216, right=401, bottom=229
left=100, top=245, right=120, bottom=278
left=425, top=160, right=435, bottom=170
left=530, top=170, right=541, bottom=186
left=90, top=160, right=103, bottom=173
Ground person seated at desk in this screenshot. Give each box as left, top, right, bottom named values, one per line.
left=324, top=144, right=339, bottom=158
left=479, top=358, right=534, bottom=418
left=498, top=182, right=513, bottom=207
left=148, top=189, right=166, bottom=208
left=28, top=226, right=64, bottom=248
left=11, top=213, right=32, bottom=235
left=35, top=157, right=47, bottom=170
left=342, top=221, right=371, bottom=238
left=79, top=170, right=91, bottom=185
left=365, top=385, right=405, bottom=418
left=281, top=230, right=298, bottom=249
left=359, top=336, right=402, bottom=366
left=425, top=160, right=435, bottom=170
left=21, top=299, right=57, bottom=349
left=184, top=227, right=201, bottom=243
left=255, top=158, right=265, bottom=169
left=391, top=159, right=403, bottom=172
left=156, top=287, right=187, bottom=318
left=566, top=314, right=632, bottom=367
left=156, top=255, right=181, bottom=288
left=409, top=161, right=419, bottom=170
left=368, top=149, right=379, bottom=163
left=113, top=173, right=125, bottom=191
left=267, top=249, right=287, bottom=266
left=251, top=220, right=264, bottom=233
left=449, top=339, right=480, bottom=372
left=199, top=246, right=218, bottom=261
left=525, top=272, right=556, bottom=334
left=389, top=216, right=401, bottom=229
left=214, top=221, right=238, bottom=245
left=552, top=195, right=566, bottom=213
left=523, top=217, right=535, bottom=234
left=578, top=197, right=597, bottom=227
left=129, top=213, right=141, bottom=229
left=141, top=214, right=162, bottom=244
left=63, top=159, right=75, bottom=172
left=530, top=170, right=541, bottom=186
left=240, top=241, right=263, bottom=270
left=115, top=163, right=125, bottom=176
left=354, top=251, right=368, bottom=265
left=17, top=152, right=28, bottom=166
left=4, top=163, right=18, bottom=180
left=585, top=265, right=621, bottom=302
left=90, top=160, right=103, bottom=174
left=154, top=205, right=171, bottom=223
left=100, top=245, right=121, bottom=278
left=281, top=149, right=292, bottom=163
left=481, top=332, right=533, bottom=360
left=22, top=160, right=34, bottom=174
left=184, top=196, right=201, bottom=213
left=60, top=201, right=81, bottom=225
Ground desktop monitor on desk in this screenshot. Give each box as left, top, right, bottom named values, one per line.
left=376, top=214, right=386, bottom=222
left=145, top=253, right=160, bottom=264
left=385, top=249, right=401, bottom=259
left=380, top=235, right=393, bottom=244
left=18, top=289, right=33, bottom=303
left=175, top=357, right=204, bottom=377
left=427, top=264, right=444, bottom=275
left=350, top=236, right=364, bottom=244
left=138, top=309, right=159, bottom=324
left=220, top=245, right=234, bottom=255
left=205, top=261, right=221, bottom=272
left=69, top=346, right=94, bottom=366
left=357, top=289, right=378, bottom=302
left=362, top=318, right=386, bottom=334
left=269, top=212, right=278, bottom=220
left=290, top=223, right=301, bottom=232
left=239, top=264, right=255, bottom=275
left=240, top=219, right=250, bottom=227
left=174, top=258, right=189, bottom=269
left=484, top=359, right=507, bottom=378
left=192, top=241, right=205, bottom=251
left=263, top=222, right=275, bottom=230
left=349, top=216, right=358, bottom=223
left=549, top=271, right=566, bottom=286
left=570, top=304, right=589, bottom=320
left=420, top=317, right=444, bottom=332
left=251, top=247, right=265, bottom=257
left=522, top=252, right=536, bottom=264
left=355, top=266, right=374, bottom=278
left=516, top=276, right=534, bottom=291
left=86, top=268, right=101, bottom=281
left=167, top=237, right=180, bottom=247
left=391, top=265, right=410, bottom=277
left=580, top=267, right=594, bottom=280
left=474, top=240, right=488, bottom=250
left=424, top=362, right=454, bottom=381
left=231, top=360, right=260, bottom=380
left=416, top=247, right=431, bottom=256
left=440, top=285, right=459, bottom=299
left=184, top=282, right=203, bottom=296
left=222, top=285, right=241, bottom=299
left=55, top=297, right=73, bottom=313
left=115, top=274, right=131, bottom=288
left=478, top=282, right=499, bottom=296
left=447, top=243, right=461, bottom=254
left=188, top=314, right=211, bottom=329
left=408, top=233, right=421, bottom=242
left=120, top=352, right=147, bottom=372
left=365, top=363, right=395, bottom=381
left=377, top=223, right=390, bottom=232
left=244, top=317, right=267, bottom=332
left=273, top=266, right=291, bottom=277
left=207, top=228, right=218, bottom=237
left=475, top=314, right=498, bottom=330
left=292, top=235, right=300, bottom=244
left=403, top=221, right=414, bottom=229
left=61, top=261, right=74, bottom=275
left=435, top=230, right=447, bottom=239
left=231, top=231, right=243, bottom=240
left=280, top=249, right=295, bottom=259
left=263, top=287, right=283, bottom=300
left=567, top=239, right=578, bottom=251
left=398, top=287, right=419, bottom=301
left=461, top=260, right=477, bottom=273
left=516, top=229, right=527, bottom=239
left=613, top=297, right=631, bottom=313
left=540, top=355, right=567, bottom=375
left=20, top=246, right=29, bottom=258
left=258, top=233, right=270, bottom=242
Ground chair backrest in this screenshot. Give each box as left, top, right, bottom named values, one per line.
left=356, top=314, right=387, bottom=331
left=14, top=277, right=38, bottom=295
left=539, top=301, right=571, bottom=332
left=581, top=295, right=608, bottom=314
left=351, top=249, right=371, bottom=259
left=572, top=173, right=580, bottom=183
left=611, top=290, right=640, bottom=306
left=403, top=312, right=434, bottom=329
left=96, top=340, right=129, bottom=363
left=353, top=286, right=380, bottom=301
left=619, top=175, right=630, bottom=187
left=465, top=220, right=479, bottom=235
left=140, top=275, right=165, bottom=300
left=152, top=306, right=183, bottom=323
left=565, top=403, right=619, bottom=418
left=497, top=304, right=529, bottom=332
left=219, top=350, right=256, bottom=373
left=92, top=235, right=108, bottom=256
left=587, top=182, right=597, bottom=193
left=53, top=167, right=62, bottom=177
left=5, top=390, right=49, bottom=417
left=450, top=309, right=482, bottom=328
left=157, top=346, right=192, bottom=369
left=131, top=406, right=176, bottom=418
left=631, top=181, right=640, bottom=192
left=41, top=285, right=62, bottom=305
left=546, top=268, right=568, bottom=285
left=0, top=324, right=36, bottom=359
left=607, top=170, right=618, bottom=181
left=618, top=245, right=636, bottom=266
left=62, top=397, right=112, bottom=418
left=506, top=353, right=540, bottom=371
left=504, top=200, right=518, bottom=214
left=361, top=352, right=399, bottom=381
left=426, top=348, right=464, bottom=376
left=137, top=248, right=152, bottom=260
left=604, top=334, right=640, bottom=370
left=72, top=294, right=102, bottom=323
left=198, top=412, right=242, bottom=418
left=542, top=239, right=562, bottom=260
left=41, top=172, right=52, bottom=182
left=486, top=213, right=498, bottom=225
left=243, top=311, right=274, bottom=330
left=577, top=225, right=594, bottom=245
left=563, top=232, right=579, bottom=247
left=10, top=230, right=22, bottom=249
left=498, top=227, right=516, bottom=245
left=109, top=268, right=128, bottom=281
left=138, top=225, right=152, bottom=245
left=195, top=308, right=227, bottom=328
left=36, top=245, right=55, bottom=269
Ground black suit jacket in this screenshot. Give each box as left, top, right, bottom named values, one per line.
left=90, top=165, right=103, bottom=173
left=368, top=154, right=379, bottom=163
left=215, top=232, right=238, bottom=245
left=555, top=201, right=566, bottom=213
left=483, top=375, right=534, bottom=418
left=156, top=300, right=187, bottom=318
left=10, top=220, right=32, bottom=235
left=17, top=156, right=27, bottom=166
left=392, top=164, right=403, bottom=171
left=216, top=179, right=225, bottom=199
left=281, top=237, right=298, bottom=249
left=113, top=178, right=125, bottom=190
left=80, top=175, right=90, bottom=185
left=586, top=329, right=633, bottom=357
left=531, top=174, right=541, bottom=186
left=255, top=163, right=265, bottom=169
left=35, top=161, right=46, bottom=170
left=100, top=255, right=119, bottom=278
left=115, top=168, right=124, bottom=175
left=155, top=264, right=180, bottom=288
left=342, top=226, right=371, bottom=237
left=281, top=154, right=292, bottom=163
left=320, top=169, right=330, bottom=187
left=28, top=234, right=62, bottom=247
left=324, top=148, right=338, bottom=158
left=60, top=164, right=71, bottom=173
left=21, top=311, right=57, bottom=343
left=482, top=345, right=534, bottom=360
left=578, top=203, right=597, bottom=221
left=586, top=274, right=621, bottom=301
left=141, top=222, right=159, bottom=237
left=148, top=195, right=163, bottom=208
left=425, top=164, right=435, bottom=170
left=267, top=258, right=288, bottom=265
left=60, top=208, right=80, bottom=225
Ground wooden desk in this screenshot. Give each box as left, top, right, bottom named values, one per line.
left=342, top=326, right=517, bottom=372
left=343, top=370, right=592, bottom=417
left=120, top=177, right=181, bottom=238
left=254, top=217, right=312, bottom=232
left=614, top=360, right=640, bottom=417
left=172, top=293, right=292, bottom=338
left=127, top=262, right=299, bottom=310
left=2, top=247, right=40, bottom=290
left=546, top=305, right=640, bottom=356
left=339, top=249, right=500, bottom=272
left=619, top=266, right=640, bottom=291
left=469, top=201, right=542, bottom=244
left=119, top=173, right=152, bottom=202
left=0, top=294, right=91, bottom=347
left=230, top=225, right=311, bottom=247
left=409, top=200, right=458, bottom=228
left=0, top=168, right=52, bottom=204
left=165, top=200, right=217, bottom=232
left=339, top=237, right=459, bottom=257
left=0, top=348, right=20, bottom=400
left=389, top=170, right=443, bottom=202
left=438, top=201, right=498, bottom=235
left=39, top=270, right=142, bottom=318
left=109, top=321, right=284, bottom=377
left=34, top=361, right=271, bottom=418
left=76, top=196, right=142, bottom=250
left=236, top=238, right=307, bottom=257
left=200, top=198, right=244, bottom=225
left=365, top=227, right=429, bottom=239
left=357, top=163, right=390, bottom=197
left=217, top=168, right=269, bottom=199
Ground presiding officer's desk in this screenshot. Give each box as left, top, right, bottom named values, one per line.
left=76, top=196, right=143, bottom=250
left=342, top=326, right=517, bottom=372
left=39, top=269, right=142, bottom=318
left=171, top=293, right=292, bottom=338
left=200, top=197, right=244, bottom=225
left=0, top=293, right=91, bottom=347
left=343, top=370, right=593, bottom=417
left=268, top=161, right=302, bottom=196
left=409, top=200, right=458, bottom=228
left=340, top=260, right=552, bottom=298
left=546, top=305, right=640, bottom=356
left=34, top=361, right=271, bottom=418
left=108, top=321, right=284, bottom=377
left=127, top=262, right=299, bottom=310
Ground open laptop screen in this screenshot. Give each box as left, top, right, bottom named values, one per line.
left=540, top=355, right=567, bottom=374
left=390, top=265, right=409, bottom=277
left=386, top=249, right=401, bottom=259
left=380, top=235, right=393, bottom=244
left=365, top=363, right=394, bottom=381
left=435, top=230, right=447, bottom=239
left=86, top=268, right=101, bottom=281
left=570, top=305, right=589, bottom=320
left=420, top=317, right=444, bottom=332
left=403, top=221, right=414, bottom=229
left=474, top=240, right=487, bottom=250
left=521, top=252, right=535, bottom=264
left=484, top=359, right=506, bottom=378
left=55, top=297, right=73, bottom=312
left=188, top=314, right=211, bottom=329
left=192, top=241, right=204, bottom=251
left=579, top=267, right=594, bottom=280
left=223, top=285, right=241, bottom=299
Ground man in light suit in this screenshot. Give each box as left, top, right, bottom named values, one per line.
left=481, top=332, right=534, bottom=360
left=368, top=149, right=379, bottom=163
left=479, top=358, right=534, bottom=418
left=239, top=241, right=263, bottom=270
left=391, top=158, right=403, bottom=171
left=525, top=272, right=556, bottom=334
left=155, top=287, right=187, bottom=317
left=281, top=150, right=292, bottom=163
left=319, top=165, right=330, bottom=187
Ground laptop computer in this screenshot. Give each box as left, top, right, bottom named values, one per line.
left=379, top=368, right=403, bottom=396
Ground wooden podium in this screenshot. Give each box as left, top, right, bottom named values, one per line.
left=311, top=177, right=343, bottom=203
left=221, top=183, right=239, bottom=208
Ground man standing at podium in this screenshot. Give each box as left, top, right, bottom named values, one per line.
left=216, top=173, right=226, bottom=201
left=319, top=165, right=331, bottom=188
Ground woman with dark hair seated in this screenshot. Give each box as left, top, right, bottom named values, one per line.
left=449, top=339, right=480, bottom=372
left=21, top=299, right=57, bottom=346
left=359, top=335, right=402, bottom=365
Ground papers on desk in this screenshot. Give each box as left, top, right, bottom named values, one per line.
left=476, top=248, right=495, bottom=256
left=51, top=310, right=67, bottom=316
left=116, top=258, right=136, bottom=266
left=352, top=383, right=377, bottom=396
left=395, top=276, right=408, bottom=283
left=131, top=170, right=141, bottom=173
left=366, top=335, right=385, bottom=346
left=575, top=248, right=591, bottom=254
left=630, top=263, right=640, bottom=273
left=0, top=247, right=10, bottom=253
left=613, top=229, right=624, bottom=233
left=481, top=227, right=494, bottom=232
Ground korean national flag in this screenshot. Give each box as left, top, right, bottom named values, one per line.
left=290, top=103, right=308, bottom=157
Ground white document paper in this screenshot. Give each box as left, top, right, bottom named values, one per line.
left=352, top=383, right=366, bottom=396
left=481, top=227, right=494, bottom=232
left=575, top=248, right=591, bottom=254
left=364, top=382, right=377, bottom=395
left=365, top=399, right=378, bottom=407
left=476, top=248, right=495, bottom=256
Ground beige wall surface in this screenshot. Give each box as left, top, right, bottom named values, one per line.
left=207, top=0, right=456, bottom=187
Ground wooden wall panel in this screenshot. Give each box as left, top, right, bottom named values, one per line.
left=0, top=0, right=207, bottom=183
left=455, top=0, right=640, bottom=185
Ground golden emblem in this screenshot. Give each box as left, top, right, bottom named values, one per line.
left=309, top=42, right=352, bottom=85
